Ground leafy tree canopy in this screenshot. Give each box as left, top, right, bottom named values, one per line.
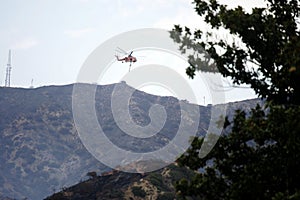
left=176, top=105, right=300, bottom=199
left=171, top=1, right=300, bottom=199
left=170, top=0, right=300, bottom=105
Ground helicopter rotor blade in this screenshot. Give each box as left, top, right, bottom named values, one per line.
left=115, top=49, right=126, bottom=55
left=129, top=51, right=133, bottom=56
left=115, top=49, right=125, bottom=55
left=116, top=47, right=128, bottom=55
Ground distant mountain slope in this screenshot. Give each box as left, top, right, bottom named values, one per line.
left=0, top=85, right=107, bottom=200
left=0, top=195, right=15, bottom=200
left=0, top=83, right=261, bottom=200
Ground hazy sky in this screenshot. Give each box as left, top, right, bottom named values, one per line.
left=0, top=0, right=265, bottom=103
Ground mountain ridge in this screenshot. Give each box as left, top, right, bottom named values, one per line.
left=0, top=83, right=260, bottom=199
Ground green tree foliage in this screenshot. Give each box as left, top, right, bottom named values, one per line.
left=171, top=0, right=300, bottom=199
left=177, top=105, right=300, bottom=199
left=170, top=0, right=300, bottom=105
left=131, top=186, right=147, bottom=198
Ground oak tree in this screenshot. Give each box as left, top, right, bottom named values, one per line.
left=171, top=1, right=300, bottom=199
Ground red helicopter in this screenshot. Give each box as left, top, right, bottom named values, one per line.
left=115, top=47, right=137, bottom=71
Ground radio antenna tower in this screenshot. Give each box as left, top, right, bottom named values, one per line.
left=5, top=50, right=12, bottom=87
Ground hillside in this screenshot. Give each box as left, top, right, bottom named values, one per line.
left=0, top=83, right=260, bottom=199
left=45, top=163, right=195, bottom=200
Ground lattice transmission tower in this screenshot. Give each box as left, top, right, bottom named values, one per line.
left=4, top=50, right=12, bottom=87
